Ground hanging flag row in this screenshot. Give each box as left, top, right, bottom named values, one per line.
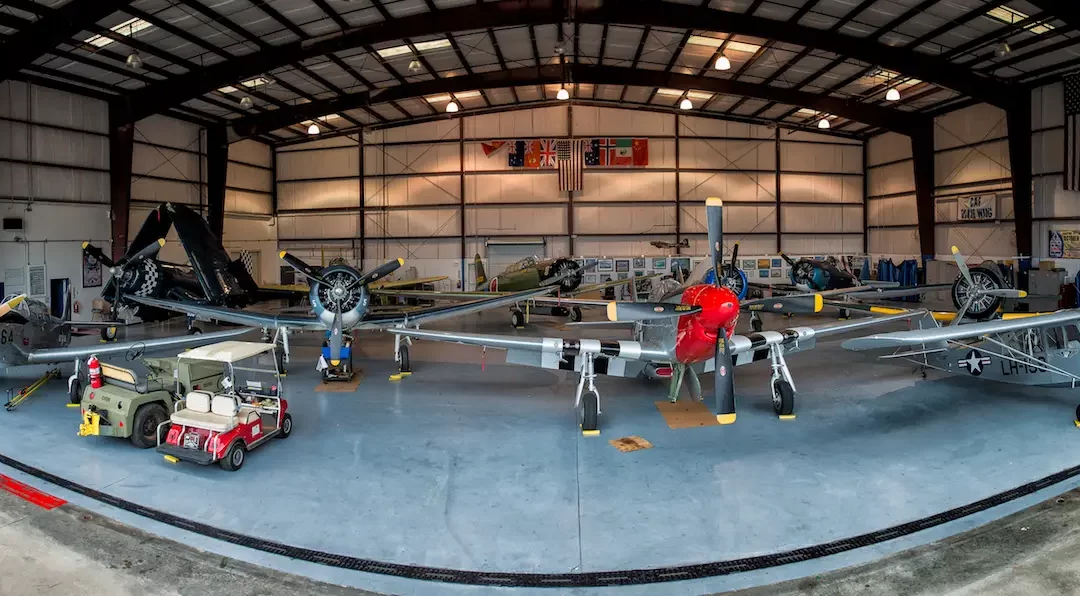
left=492, top=138, right=650, bottom=168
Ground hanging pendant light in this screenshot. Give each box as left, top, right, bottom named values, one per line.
left=715, top=55, right=731, bottom=71
left=126, top=50, right=143, bottom=70
left=885, top=87, right=901, bottom=102
left=240, top=96, right=254, bottom=109
left=446, top=100, right=459, bottom=113
left=307, top=122, right=320, bottom=135
left=679, top=98, right=693, bottom=110
left=557, top=87, right=570, bottom=100
left=407, top=60, right=422, bottom=74
left=817, top=118, right=830, bottom=129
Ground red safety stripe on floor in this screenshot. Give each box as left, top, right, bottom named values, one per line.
left=0, top=474, right=66, bottom=510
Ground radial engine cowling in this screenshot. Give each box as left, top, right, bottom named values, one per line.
left=547, top=258, right=583, bottom=293
left=119, top=258, right=166, bottom=299
left=309, top=265, right=370, bottom=328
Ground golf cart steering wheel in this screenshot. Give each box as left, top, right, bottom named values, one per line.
left=125, top=343, right=146, bottom=362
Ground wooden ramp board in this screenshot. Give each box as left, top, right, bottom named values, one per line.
left=654, top=401, right=720, bottom=429
left=609, top=436, right=653, bottom=453
left=314, top=371, right=364, bottom=393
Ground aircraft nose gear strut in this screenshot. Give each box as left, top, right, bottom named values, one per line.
left=769, top=344, right=796, bottom=419
left=575, top=353, right=601, bottom=435
left=390, top=331, right=412, bottom=381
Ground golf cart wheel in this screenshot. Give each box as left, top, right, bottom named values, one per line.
left=131, top=403, right=169, bottom=449
left=68, top=378, right=82, bottom=405
left=510, top=310, right=525, bottom=328
left=278, top=413, right=293, bottom=439
left=751, top=317, right=763, bottom=333
left=951, top=266, right=1006, bottom=321
left=220, top=441, right=245, bottom=471
left=100, top=326, right=118, bottom=342
left=569, top=307, right=583, bottom=323
left=771, top=380, right=795, bottom=417
left=581, top=391, right=599, bottom=433
left=187, top=326, right=203, bottom=335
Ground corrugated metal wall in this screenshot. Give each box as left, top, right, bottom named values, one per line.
left=276, top=106, right=865, bottom=284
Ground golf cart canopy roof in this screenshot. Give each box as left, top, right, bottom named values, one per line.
left=178, top=341, right=274, bottom=363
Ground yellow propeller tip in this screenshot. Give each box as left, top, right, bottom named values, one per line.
left=951, top=246, right=960, bottom=254
left=606, top=302, right=619, bottom=322
left=397, top=258, right=404, bottom=266
left=1019, top=290, right=1028, bottom=298
left=716, top=413, right=737, bottom=425
left=706, top=197, right=723, bottom=207
left=330, top=360, right=340, bottom=366
left=279, top=251, right=287, bottom=259
left=157, top=238, right=166, bottom=247
left=813, top=294, right=823, bottom=313
left=81, top=241, right=89, bottom=249
left=7, top=295, right=26, bottom=308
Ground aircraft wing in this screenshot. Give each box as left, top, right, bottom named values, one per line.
left=124, top=296, right=327, bottom=330
left=25, top=327, right=254, bottom=364
left=571, top=274, right=659, bottom=296
left=370, top=289, right=500, bottom=301
left=369, top=276, right=449, bottom=289
left=360, top=286, right=556, bottom=327
left=842, top=309, right=1080, bottom=351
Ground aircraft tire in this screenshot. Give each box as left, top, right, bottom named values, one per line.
left=751, top=318, right=763, bottom=333
left=68, top=378, right=82, bottom=405
left=581, top=391, right=599, bottom=433
left=511, top=310, right=525, bottom=328
left=772, top=380, right=795, bottom=417
left=1075, top=403, right=1080, bottom=424
left=100, top=326, right=118, bottom=342
left=187, top=326, right=203, bottom=335
left=569, top=307, right=582, bottom=323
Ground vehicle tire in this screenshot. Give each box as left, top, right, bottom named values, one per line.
left=1075, top=403, right=1080, bottom=424
left=187, top=326, right=203, bottom=335
left=951, top=266, right=1006, bottom=321
left=278, top=413, right=293, bottom=439
left=68, top=378, right=82, bottom=405
left=510, top=310, right=525, bottom=328
left=220, top=441, right=245, bottom=471
left=771, top=380, right=795, bottom=417
left=130, top=403, right=169, bottom=449
left=100, top=326, right=118, bottom=342
left=751, top=317, right=763, bottom=333
left=839, top=308, right=850, bottom=320
left=581, top=391, right=599, bottom=433
left=569, top=307, right=583, bottom=323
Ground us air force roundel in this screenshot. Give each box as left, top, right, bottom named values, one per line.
left=959, top=349, right=991, bottom=376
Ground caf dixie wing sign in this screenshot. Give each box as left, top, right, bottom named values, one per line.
left=958, top=194, right=996, bottom=222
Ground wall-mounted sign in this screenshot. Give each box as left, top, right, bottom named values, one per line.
left=957, top=194, right=996, bottom=221
left=1049, top=230, right=1080, bottom=258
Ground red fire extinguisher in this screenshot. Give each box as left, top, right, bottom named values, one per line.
left=88, top=355, right=102, bottom=389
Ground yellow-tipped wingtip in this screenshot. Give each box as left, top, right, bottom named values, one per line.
left=813, top=294, right=823, bottom=313
left=606, top=302, right=618, bottom=322
left=951, top=246, right=960, bottom=254
left=716, top=413, right=737, bottom=425
left=397, top=258, right=405, bottom=266
left=706, top=197, right=723, bottom=207
left=279, top=251, right=287, bottom=259
left=157, top=238, right=166, bottom=247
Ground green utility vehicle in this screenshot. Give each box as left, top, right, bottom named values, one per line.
left=78, top=354, right=226, bottom=448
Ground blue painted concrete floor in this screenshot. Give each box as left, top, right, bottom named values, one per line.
left=1, top=311, right=1079, bottom=590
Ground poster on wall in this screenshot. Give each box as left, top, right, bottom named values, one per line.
left=83, top=251, right=103, bottom=288
left=27, top=265, right=46, bottom=297
left=1049, top=230, right=1080, bottom=258
left=958, top=194, right=996, bottom=221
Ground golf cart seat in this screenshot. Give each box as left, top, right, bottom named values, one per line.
left=170, top=391, right=237, bottom=432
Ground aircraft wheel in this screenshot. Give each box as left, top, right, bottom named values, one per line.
left=581, top=391, right=599, bottom=433
left=278, top=413, right=293, bottom=439
left=1075, top=403, right=1080, bottom=425
left=771, top=380, right=795, bottom=417
left=100, top=326, right=118, bottom=342
left=569, top=307, right=583, bottom=323
left=220, top=441, right=245, bottom=471
left=399, top=345, right=411, bottom=373
left=187, top=326, right=203, bottom=335
left=68, top=378, right=82, bottom=405
left=839, top=308, right=850, bottom=320
left=510, top=310, right=525, bottom=328
left=751, top=318, right=763, bottom=333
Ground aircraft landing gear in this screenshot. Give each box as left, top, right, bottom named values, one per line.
left=768, top=344, right=796, bottom=420
left=569, top=307, right=583, bottom=323
left=390, top=332, right=412, bottom=380
left=100, top=326, right=118, bottom=342
left=1074, top=404, right=1080, bottom=428
left=510, top=309, right=525, bottom=328
left=750, top=312, right=763, bottom=333
left=185, top=316, right=202, bottom=335
left=576, top=353, right=601, bottom=435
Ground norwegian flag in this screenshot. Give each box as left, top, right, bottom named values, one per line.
left=557, top=139, right=585, bottom=192
left=597, top=138, right=616, bottom=166
left=539, top=139, right=557, bottom=168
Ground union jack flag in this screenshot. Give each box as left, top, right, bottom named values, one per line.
left=539, top=139, right=557, bottom=168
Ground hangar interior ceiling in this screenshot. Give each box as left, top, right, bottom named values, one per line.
left=1, top=0, right=1080, bottom=317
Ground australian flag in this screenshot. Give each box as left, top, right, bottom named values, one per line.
left=584, top=138, right=600, bottom=166
left=508, top=140, right=526, bottom=167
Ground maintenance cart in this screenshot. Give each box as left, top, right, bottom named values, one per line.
left=156, top=341, right=291, bottom=471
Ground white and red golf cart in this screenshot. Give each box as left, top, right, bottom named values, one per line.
left=156, top=341, right=291, bottom=471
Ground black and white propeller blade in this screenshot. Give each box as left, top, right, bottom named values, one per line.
left=327, top=309, right=345, bottom=365
left=130, top=238, right=165, bottom=262
left=745, top=294, right=824, bottom=314
left=706, top=197, right=724, bottom=289
left=606, top=302, right=702, bottom=322
left=355, top=258, right=404, bottom=287
left=279, top=251, right=330, bottom=285
left=715, top=332, right=736, bottom=424
left=81, top=242, right=115, bottom=269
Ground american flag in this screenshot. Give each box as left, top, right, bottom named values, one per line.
left=557, top=139, right=585, bottom=192
left=1066, top=74, right=1080, bottom=191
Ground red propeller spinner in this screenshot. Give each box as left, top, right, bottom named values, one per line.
left=674, top=283, right=740, bottom=364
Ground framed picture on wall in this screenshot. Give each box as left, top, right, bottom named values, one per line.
left=585, top=258, right=598, bottom=269
left=771, top=258, right=783, bottom=268
left=584, top=275, right=597, bottom=285
left=758, top=269, right=770, bottom=278
left=615, top=259, right=630, bottom=272
left=770, top=269, right=782, bottom=278
left=633, top=258, right=646, bottom=269
left=652, top=257, right=667, bottom=269
left=597, top=259, right=614, bottom=272
left=741, top=259, right=756, bottom=270
left=82, top=251, right=103, bottom=288
left=617, top=273, right=629, bottom=280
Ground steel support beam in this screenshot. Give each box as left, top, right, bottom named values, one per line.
left=1007, top=94, right=1034, bottom=259
left=108, top=102, right=135, bottom=263
left=0, top=0, right=134, bottom=83
left=233, top=64, right=923, bottom=138
left=911, top=119, right=937, bottom=259
left=206, top=125, right=228, bottom=240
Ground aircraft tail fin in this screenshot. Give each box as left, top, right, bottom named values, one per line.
left=473, top=254, right=487, bottom=291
